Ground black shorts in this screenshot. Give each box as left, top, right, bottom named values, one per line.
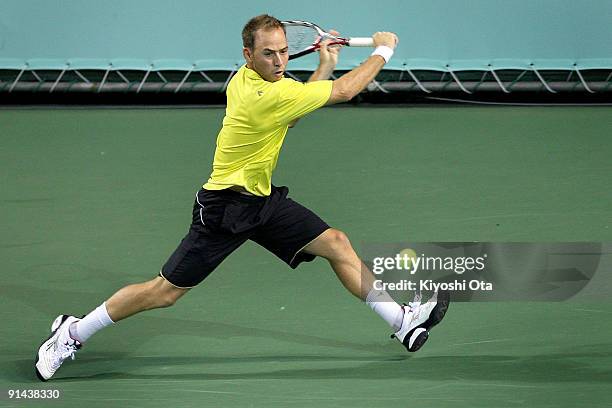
left=160, top=185, right=330, bottom=288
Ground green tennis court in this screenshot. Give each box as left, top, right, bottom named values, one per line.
left=1, top=106, right=611, bottom=407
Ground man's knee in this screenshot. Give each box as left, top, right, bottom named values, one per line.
left=148, top=277, right=188, bottom=308
left=323, top=228, right=353, bottom=256
left=303, top=228, right=355, bottom=260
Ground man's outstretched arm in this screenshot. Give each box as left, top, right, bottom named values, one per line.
left=327, top=31, right=398, bottom=105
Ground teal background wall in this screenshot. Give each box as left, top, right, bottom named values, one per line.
left=1, top=0, right=611, bottom=70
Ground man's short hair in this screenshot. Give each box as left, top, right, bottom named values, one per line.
left=242, top=14, right=285, bottom=50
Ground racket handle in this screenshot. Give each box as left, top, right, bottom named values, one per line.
left=347, top=37, right=374, bottom=47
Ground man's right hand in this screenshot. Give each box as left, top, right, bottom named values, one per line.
left=372, top=32, right=399, bottom=49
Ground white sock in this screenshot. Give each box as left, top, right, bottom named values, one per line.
left=365, top=289, right=404, bottom=331
left=69, top=302, right=114, bottom=343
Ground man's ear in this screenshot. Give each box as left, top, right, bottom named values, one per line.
left=243, top=47, right=252, bottom=65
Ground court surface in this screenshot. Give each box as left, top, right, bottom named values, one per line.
left=1, top=106, right=611, bottom=407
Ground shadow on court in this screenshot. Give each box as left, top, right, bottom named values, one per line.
left=7, top=344, right=612, bottom=384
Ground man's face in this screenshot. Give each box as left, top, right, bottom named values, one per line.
left=244, top=27, right=289, bottom=82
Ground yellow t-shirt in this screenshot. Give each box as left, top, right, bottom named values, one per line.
left=203, top=65, right=333, bottom=196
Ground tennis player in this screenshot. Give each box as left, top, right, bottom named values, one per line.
left=35, top=14, right=449, bottom=381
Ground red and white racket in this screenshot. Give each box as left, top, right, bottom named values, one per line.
left=282, top=20, right=374, bottom=60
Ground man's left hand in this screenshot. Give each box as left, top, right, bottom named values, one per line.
left=318, top=30, right=342, bottom=72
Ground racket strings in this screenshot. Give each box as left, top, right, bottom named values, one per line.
left=284, top=25, right=319, bottom=54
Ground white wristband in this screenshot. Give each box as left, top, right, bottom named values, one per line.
left=371, top=45, right=394, bottom=63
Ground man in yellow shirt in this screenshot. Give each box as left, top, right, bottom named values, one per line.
left=35, top=15, right=449, bottom=381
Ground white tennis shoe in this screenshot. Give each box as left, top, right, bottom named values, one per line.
left=35, top=315, right=81, bottom=381
left=391, top=290, right=450, bottom=352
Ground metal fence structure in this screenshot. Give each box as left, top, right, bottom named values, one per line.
left=2, top=65, right=610, bottom=97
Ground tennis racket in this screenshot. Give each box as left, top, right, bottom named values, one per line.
left=282, top=20, right=374, bottom=60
